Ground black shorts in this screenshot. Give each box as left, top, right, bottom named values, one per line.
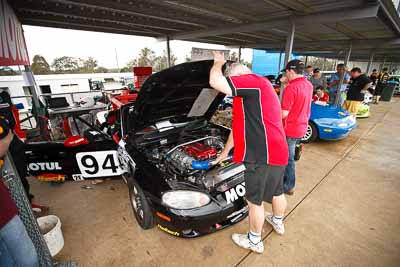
left=244, top=163, right=285, bottom=205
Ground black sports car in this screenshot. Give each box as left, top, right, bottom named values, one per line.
left=25, top=60, right=248, bottom=237
left=121, top=60, right=248, bottom=237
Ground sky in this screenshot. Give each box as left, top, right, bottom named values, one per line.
left=22, top=25, right=253, bottom=69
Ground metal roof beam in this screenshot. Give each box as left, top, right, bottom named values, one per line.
left=378, top=0, right=400, bottom=34
left=164, top=5, right=380, bottom=41
left=40, top=0, right=208, bottom=28
left=243, top=38, right=400, bottom=49
left=23, top=18, right=157, bottom=37
left=18, top=9, right=178, bottom=34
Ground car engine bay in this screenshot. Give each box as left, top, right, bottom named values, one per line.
left=133, top=120, right=245, bottom=192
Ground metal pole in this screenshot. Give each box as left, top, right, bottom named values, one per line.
left=335, top=43, right=352, bottom=106
left=238, top=46, right=242, bottom=62
left=284, top=20, right=295, bottom=65
left=366, top=51, right=375, bottom=74
left=166, top=35, right=171, bottom=67
left=23, top=65, right=43, bottom=122
left=115, top=48, right=120, bottom=72
left=379, top=56, right=386, bottom=72
left=388, top=61, right=393, bottom=73
left=322, top=57, right=327, bottom=71
left=2, top=153, right=53, bottom=267
left=305, top=56, right=308, bottom=66
left=281, top=20, right=295, bottom=102
left=277, top=50, right=283, bottom=76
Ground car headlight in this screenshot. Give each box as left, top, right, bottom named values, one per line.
left=162, top=190, right=211, bottom=210
left=338, top=122, right=348, bottom=128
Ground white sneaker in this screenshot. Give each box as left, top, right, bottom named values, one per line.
left=231, top=233, right=264, bottom=254
left=265, top=213, right=285, bottom=235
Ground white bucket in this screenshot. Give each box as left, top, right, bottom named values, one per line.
left=37, top=215, right=64, bottom=257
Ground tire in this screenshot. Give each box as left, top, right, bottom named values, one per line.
left=128, top=177, right=154, bottom=230
left=301, top=122, right=318, bottom=144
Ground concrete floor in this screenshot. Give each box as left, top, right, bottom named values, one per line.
left=30, top=99, right=400, bottom=267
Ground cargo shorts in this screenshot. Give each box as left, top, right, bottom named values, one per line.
left=244, top=163, right=285, bottom=205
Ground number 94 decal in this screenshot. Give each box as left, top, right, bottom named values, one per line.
left=76, top=151, right=126, bottom=178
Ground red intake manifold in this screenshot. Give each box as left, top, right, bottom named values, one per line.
left=183, top=143, right=217, bottom=161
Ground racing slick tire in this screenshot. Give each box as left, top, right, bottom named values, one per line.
left=302, top=122, right=318, bottom=144
left=128, top=177, right=154, bottom=230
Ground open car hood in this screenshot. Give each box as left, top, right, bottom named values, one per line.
left=132, top=60, right=225, bottom=130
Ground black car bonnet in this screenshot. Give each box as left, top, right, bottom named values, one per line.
left=132, top=60, right=226, bottom=130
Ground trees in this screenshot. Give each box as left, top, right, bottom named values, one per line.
left=184, top=54, right=191, bottom=62
left=95, top=66, right=109, bottom=73
left=50, top=56, right=109, bottom=73
left=136, top=47, right=156, bottom=67
left=31, top=55, right=51, bottom=74
left=0, top=67, right=19, bottom=76
left=121, top=48, right=177, bottom=72
left=229, top=51, right=238, bottom=62
left=52, top=56, right=79, bottom=73
left=120, top=59, right=137, bottom=72
left=298, top=56, right=335, bottom=71
left=79, top=57, right=98, bottom=73
left=153, top=50, right=177, bottom=72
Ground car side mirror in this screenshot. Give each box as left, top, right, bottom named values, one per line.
left=64, top=135, right=90, bottom=147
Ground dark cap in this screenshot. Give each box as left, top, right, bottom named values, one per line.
left=284, top=59, right=305, bottom=72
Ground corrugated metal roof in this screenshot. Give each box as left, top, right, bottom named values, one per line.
left=10, top=0, right=400, bottom=61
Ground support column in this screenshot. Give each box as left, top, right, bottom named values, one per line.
left=305, top=56, right=308, bottom=66
left=277, top=50, right=283, bottom=76
left=389, top=61, right=393, bottom=73
left=335, top=42, right=352, bottom=106
left=166, top=35, right=171, bottom=67
left=115, top=48, right=120, bottom=71
left=366, top=51, right=375, bottom=74
left=284, top=20, right=295, bottom=65
left=281, top=21, right=295, bottom=101
left=238, top=46, right=242, bottom=62
left=379, top=56, right=386, bottom=72
left=322, top=57, right=327, bottom=71
left=23, top=65, right=43, bottom=121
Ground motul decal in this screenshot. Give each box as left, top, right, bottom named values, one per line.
left=225, top=182, right=246, bottom=204
left=28, top=162, right=62, bottom=171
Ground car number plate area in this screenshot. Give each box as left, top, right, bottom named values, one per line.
left=76, top=150, right=124, bottom=178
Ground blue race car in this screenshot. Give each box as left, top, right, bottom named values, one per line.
left=302, top=103, right=357, bottom=143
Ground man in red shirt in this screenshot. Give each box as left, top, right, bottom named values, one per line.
left=281, top=60, right=313, bottom=195
left=312, top=86, right=329, bottom=105
left=210, top=52, right=288, bottom=253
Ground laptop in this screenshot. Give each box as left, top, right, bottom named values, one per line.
left=47, top=97, right=70, bottom=109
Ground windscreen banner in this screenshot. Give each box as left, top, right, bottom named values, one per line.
left=0, top=0, right=30, bottom=66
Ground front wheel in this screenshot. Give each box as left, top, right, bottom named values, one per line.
left=301, top=122, right=318, bottom=143
left=128, top=178, right=154, bottom=230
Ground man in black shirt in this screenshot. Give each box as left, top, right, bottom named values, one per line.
left=343, top=68, right=372, bottom=115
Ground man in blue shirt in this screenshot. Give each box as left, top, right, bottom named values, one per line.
left=328, top=64, right=350, bottom=105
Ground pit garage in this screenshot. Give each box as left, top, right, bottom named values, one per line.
left=1, top=0, right=400, bottom=266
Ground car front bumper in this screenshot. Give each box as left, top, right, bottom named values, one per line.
left=318, top=124, right=357, bottom=140
left=149, top=196, right=248, bottom=238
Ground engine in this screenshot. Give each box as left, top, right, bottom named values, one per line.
left=167, top=141, right=219, bottom=175
left=139, top=125, right=245, bottom=191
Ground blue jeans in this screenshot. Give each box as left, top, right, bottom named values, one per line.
left=328, top=89, right=336, bottom=105
left=0, top=215, right=39, bottom=267
left=283, top=137, right=300, bottom=192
